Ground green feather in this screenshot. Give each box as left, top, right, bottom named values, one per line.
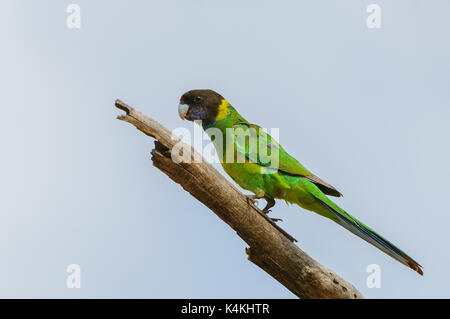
left=203, top=100, right=423, bottom=275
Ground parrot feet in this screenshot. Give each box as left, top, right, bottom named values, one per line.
left=261, top=198, right=276, bottom=214
left=245, top=195, right=280, bottom=221
left=245, top=195, right=263, bottom=210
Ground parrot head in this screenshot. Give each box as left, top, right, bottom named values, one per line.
left=178, top=89, right=225, bottom=124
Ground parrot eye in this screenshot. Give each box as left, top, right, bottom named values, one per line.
left=194, top=96, right=202, bottom=103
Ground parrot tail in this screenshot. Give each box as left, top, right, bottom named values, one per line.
left=314, top=196, right=423, bottom=275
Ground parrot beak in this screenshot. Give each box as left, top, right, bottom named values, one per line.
left=178, top=102, right=188, bottom=120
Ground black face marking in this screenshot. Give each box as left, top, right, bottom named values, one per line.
left=180, top=89, right=224, bottom=125
left=187, top=104, right=208, bottom=121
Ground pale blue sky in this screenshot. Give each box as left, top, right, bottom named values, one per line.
left=1, top=0, right=449, bottom=298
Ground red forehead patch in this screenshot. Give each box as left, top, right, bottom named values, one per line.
left=180, top=95, right=184, bottom=101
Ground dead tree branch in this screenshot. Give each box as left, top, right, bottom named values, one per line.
left=115, top=99, right=364, bottom=299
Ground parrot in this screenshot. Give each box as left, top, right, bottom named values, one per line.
left=177, top=89, right=423, bottom=275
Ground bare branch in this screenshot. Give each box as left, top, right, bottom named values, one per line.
left=115, top=99, right=364, bottom=299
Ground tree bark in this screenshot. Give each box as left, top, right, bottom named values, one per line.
left=115, top=99, right=364, bottom=299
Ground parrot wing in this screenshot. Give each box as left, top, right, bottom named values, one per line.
left=231, top=123, right=343, bottom=197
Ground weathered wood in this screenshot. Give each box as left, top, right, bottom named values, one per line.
left=115, top=99, right=364, bottom=299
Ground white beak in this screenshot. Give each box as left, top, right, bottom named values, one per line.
left=178, top=103, right=188, bottom=120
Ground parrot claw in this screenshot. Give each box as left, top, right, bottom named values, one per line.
left=245, top=195, right=283, bottom=223
left=245, top=195, right=277, bottom=215
left=245, top=195, right=262, bottom=209
left=261, top=198, right=276, bottom=214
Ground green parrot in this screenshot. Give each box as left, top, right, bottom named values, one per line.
left=178, top=89, right=423, bottom=275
